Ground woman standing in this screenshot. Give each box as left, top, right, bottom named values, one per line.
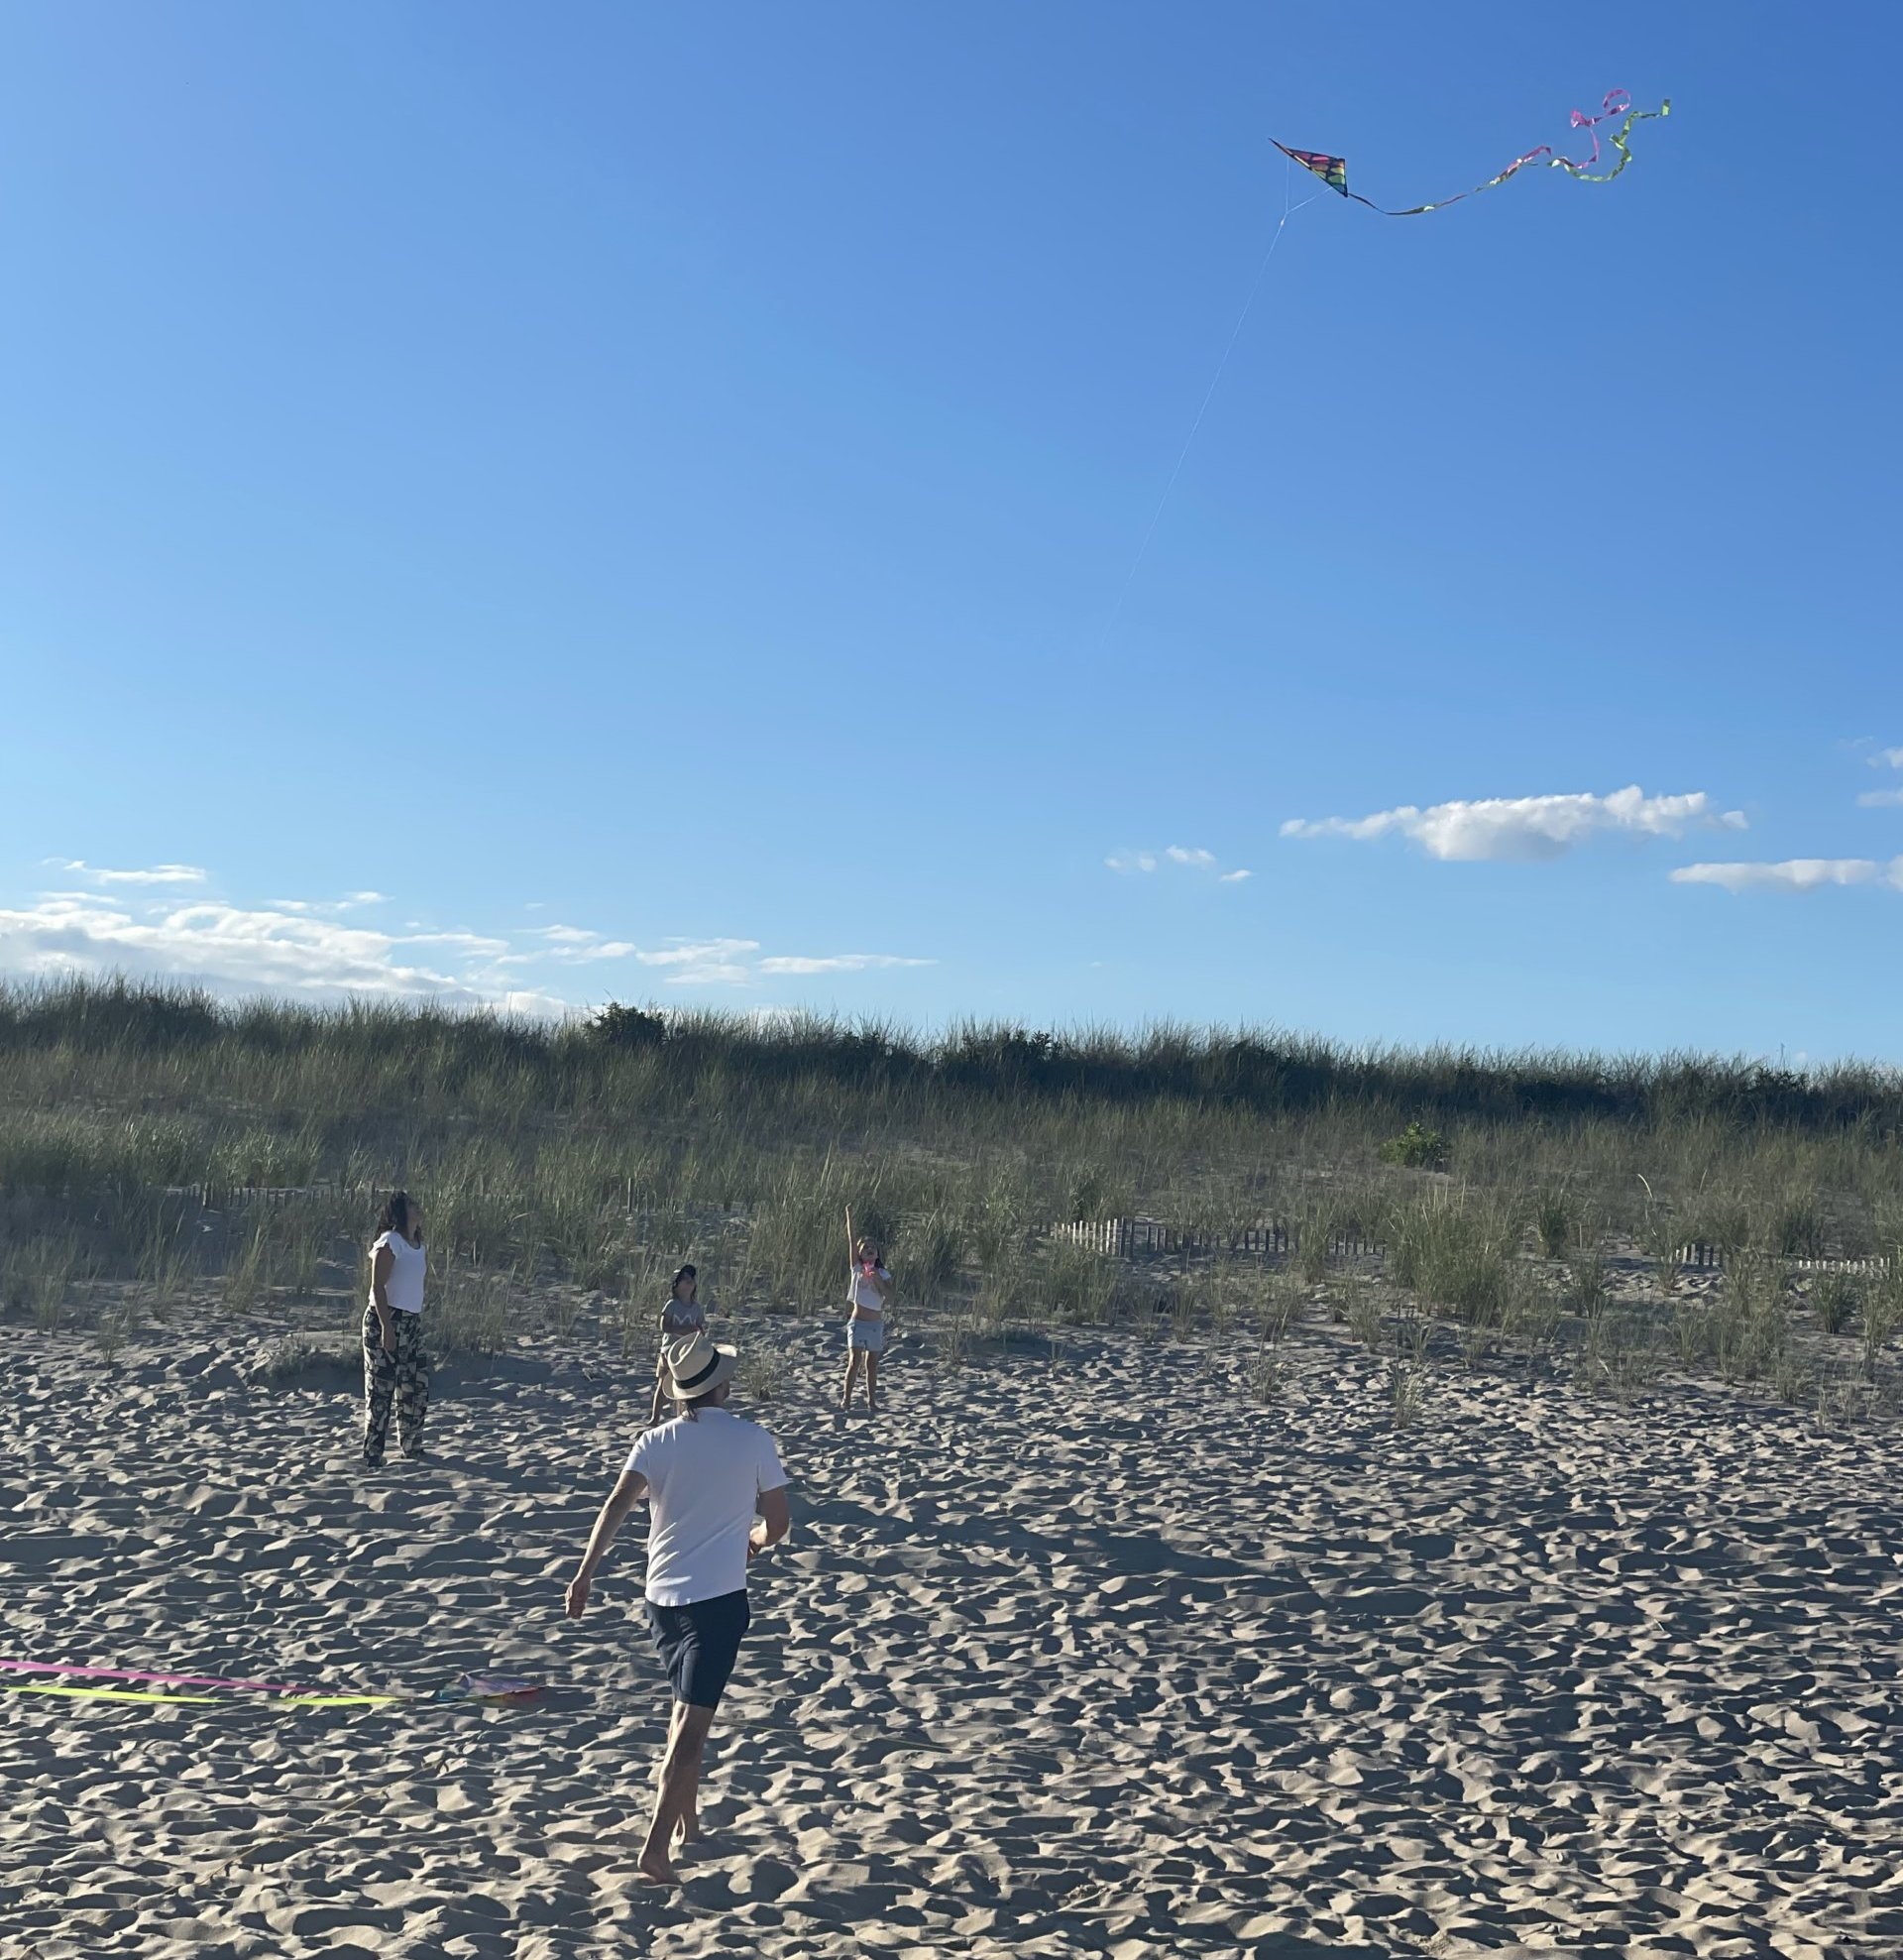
left=364, top=1191, right=430, bottom=1466
left=649, top=1264, right=707, bottom=1426
left=839, top=1236, right=891, bottom=1413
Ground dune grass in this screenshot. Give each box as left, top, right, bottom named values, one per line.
left=3, top=979, right=1902, bottom=1422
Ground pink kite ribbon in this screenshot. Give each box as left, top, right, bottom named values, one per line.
left=0, top=1657, right=318, bottom=1695
left=1484, top=88, right=1631, bottom=189
left=1557, top=88, right=1633, bottom=171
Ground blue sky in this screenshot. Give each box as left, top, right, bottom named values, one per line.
left=2, top=4, right=1898, bottom=1059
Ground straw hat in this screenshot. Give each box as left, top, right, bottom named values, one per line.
left=659, top=1329, right=739, bottom=1401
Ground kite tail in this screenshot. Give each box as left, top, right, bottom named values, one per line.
left=1549, top=88, right=1632, bottom=173
left=0, top=1656, right=315, bottom=1694
left=7, top=1681, right=400, bottom=1706
left=1558, top=96, right=1671, bottom=183
left=1278, top=87, right=1670, bottom=218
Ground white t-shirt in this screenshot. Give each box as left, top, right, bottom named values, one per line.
left=623, top=1408, right=787, bottom=1607
left=849, top=1265, right=890, bottom=1317
left=369, top=1231, right=426, bottom=1315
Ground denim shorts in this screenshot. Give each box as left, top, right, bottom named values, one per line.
left=846, top=1316, right=885, bottom=1353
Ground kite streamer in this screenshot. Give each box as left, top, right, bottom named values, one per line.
left=1273, top=90, right=1670, bottom=217
left=0, top=1657, right=314, bottom=1694
left=6, top=1682, right=398, bottom=1707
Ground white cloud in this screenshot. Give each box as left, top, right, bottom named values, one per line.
left=269, top=891, right=394, bottom=918
left=0, top=891, right=556, bottom=1010
left=6, top=864, right=935, bottom=1001
left=49, top=860, right=207, bottom=886
left=1867, top=749, right=1903, bottom=770
left=393, top=929, right=513, bottom=957
left=1107, top=845, right=1252, bottom=882
left=520, top=925, right=644, bottom=964
left=1857, top=788, right=1903, bottom=809
left=757, top=953, right=935, bottom=976
left=634, top=938, right=761, bottom=966
left=1281, top=786, right=1743, bottom=864
left=634, top=938, right=761, bottom=985
left=1670, top=858, right=1903, bottom=894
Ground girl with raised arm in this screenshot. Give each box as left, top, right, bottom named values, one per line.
left=839, top=1233, right=891, bottom=1413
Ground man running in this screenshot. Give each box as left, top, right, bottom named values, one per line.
left=565, top=1330, right=791, bottom=1886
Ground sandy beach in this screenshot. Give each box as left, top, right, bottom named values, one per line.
left=2, top=0, right=1892, bottom=1947
left=3, top=1305, right=1899, bottom=1960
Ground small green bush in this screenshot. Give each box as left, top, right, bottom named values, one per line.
left=1381, top=1122, right=1448, bottom=1171
left=587, top=1002, right=667, bottom=1049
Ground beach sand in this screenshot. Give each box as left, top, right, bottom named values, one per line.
left=3, top=1309, right=1901, bottom=1958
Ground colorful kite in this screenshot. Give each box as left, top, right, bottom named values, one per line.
left=1273, top=90, right=1670, bottom=217
left=0, top=1655, right=544, bottom=1709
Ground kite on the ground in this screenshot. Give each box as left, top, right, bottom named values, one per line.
left=0, top=1655, right=545, bottom=1709
left=1273, top=90, right=1670, bottom=217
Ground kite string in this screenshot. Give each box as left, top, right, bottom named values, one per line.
left=1100, top=169, right=1320, bottom=640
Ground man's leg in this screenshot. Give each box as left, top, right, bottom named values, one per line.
left=670, top=1699, right=707, bottom=1845
left=638, top=1701, right=716, bottom=1885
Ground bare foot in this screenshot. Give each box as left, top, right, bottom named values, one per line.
left=675, top=1812, right=701, bottom=1848
left=635, top=1848, right=679, bottom=1888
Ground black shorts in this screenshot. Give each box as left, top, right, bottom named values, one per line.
left=646, top=1589, right=750, bottom=1709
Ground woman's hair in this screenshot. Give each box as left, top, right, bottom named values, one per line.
left=673, top=1384, right=723, bottom=1420
left=671, top=1264, right=698, bottom=1297
left=378, top=1191, right=414, bottom=1238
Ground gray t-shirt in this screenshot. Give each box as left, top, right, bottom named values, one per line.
left=659, top=1295, right=706, bottom=1340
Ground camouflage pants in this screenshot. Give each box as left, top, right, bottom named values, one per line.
left=362, top=1308, right=429, bottom=1464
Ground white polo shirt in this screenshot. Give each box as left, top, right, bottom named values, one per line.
left=624, top=1408, right=787, bottom=1607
